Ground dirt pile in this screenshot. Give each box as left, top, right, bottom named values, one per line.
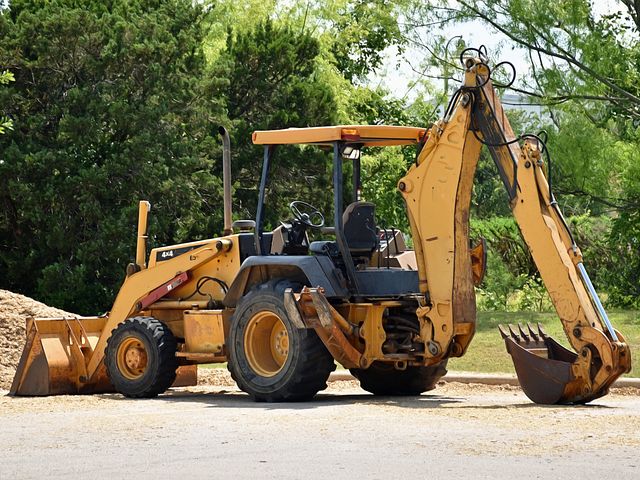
left=0, top=290, right=75, bottom=390
left=197, top=368, right=236, bottom=387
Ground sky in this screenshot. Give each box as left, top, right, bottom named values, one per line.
left=375, top=19, right=527, bottom=101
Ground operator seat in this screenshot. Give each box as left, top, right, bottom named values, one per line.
left=310, top=201, right=378, bottom=259
left=342, top=201, right=377, bottom=256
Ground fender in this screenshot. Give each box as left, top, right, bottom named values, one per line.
left=223, top=255, right=349, bottom=307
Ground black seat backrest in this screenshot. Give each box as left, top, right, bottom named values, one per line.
left=342, top=202, right=377, bottom=255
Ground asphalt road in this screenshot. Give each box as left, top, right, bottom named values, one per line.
left=1, top=382, right=639, bottom=480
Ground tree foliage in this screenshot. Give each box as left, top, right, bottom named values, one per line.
left=217, top=19, right=339, bottom=227
left=315, top=0, right=407, bottom=82
left=403, top=0, right=640, bottom=308
left=0, top=0, right=223, bottom=313
left=406, top=1, right=640, bottom=121
left=0, top=69, right=13, bottom=133
left=0, top=0, right=419, bottom=312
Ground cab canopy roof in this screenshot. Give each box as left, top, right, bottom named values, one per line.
left=252, top=125, right=426, bottom=147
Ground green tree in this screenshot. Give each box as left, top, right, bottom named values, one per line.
left=406, top=1, right=640, bottom=123
left=405, top=0, right=640, bottom=212
left=205, top=0, right=408, bottom=83
left=217, top=20, right=339, bottom=227
left=313, top=0, right=408, bottom=83
left=403, top=0, right=640, bottom=307
left=0, top=69, right=13, bottom=133
left=0, top=0, right=225, bottom=313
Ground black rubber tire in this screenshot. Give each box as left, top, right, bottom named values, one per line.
left=350, top=360, right=448, bottom=396
left=105, top=316, right=178, bottom=398
left=227, top=279, right=336, bottom=402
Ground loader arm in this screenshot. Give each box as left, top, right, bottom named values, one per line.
left=84, top=239, right=232, bottom=380
left=399, top=56, right=631, bottom=404
left=10, top=238, right=232, bottom=395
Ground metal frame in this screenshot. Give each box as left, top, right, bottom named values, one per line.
left=352, top=153, right=361, bottom=202
left=253, top=141, right=361, bottom=294
left=333, top=142, right=360, bottom=293
left=255, top=145, right=274, bottom=255
left=252, top=125, right=426, bottom=147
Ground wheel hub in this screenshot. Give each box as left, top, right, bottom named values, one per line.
left=244, top=311, right=289, bottom=377
left=116, top=337, right=148, bottom=380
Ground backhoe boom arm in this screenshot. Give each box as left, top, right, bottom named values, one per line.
left=399, top=56, right=631, bottom=404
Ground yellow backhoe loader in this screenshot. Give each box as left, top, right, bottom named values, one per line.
left=10, top=51, right=631, bottom=404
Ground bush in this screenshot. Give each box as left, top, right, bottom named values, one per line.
left=472, top=215, right=618, bottom=312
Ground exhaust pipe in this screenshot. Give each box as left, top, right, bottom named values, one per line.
left=136, top=200, right=151, bottom=269
left=219, top=126, right=233, bottom=236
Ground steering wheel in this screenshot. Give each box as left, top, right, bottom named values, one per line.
left=289, top=201, right=325, bottom=228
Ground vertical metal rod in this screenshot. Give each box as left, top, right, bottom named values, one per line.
left=391, top=227, right=400, bottom=255
left=333, top=142, right=359, bottom=293
left=576, top=262, right=619, bottom=342
left=385, top=225, right=390, bottom=270
left=255, top=145, right=272, bottom=256
left=353, top=156, right=361, bottom=202
left=218, top=126, right=233, bottom=236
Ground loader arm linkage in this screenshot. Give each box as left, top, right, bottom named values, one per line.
left=10, top=239, right=232, bottom=395
left=398, top=55, right=631, bottom=404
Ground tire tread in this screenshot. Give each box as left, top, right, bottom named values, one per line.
left=228, top=279, right=335, bottom=402
left=105, top=316, right=178, bottom=398
left=350, top=360, right=448, bottom=396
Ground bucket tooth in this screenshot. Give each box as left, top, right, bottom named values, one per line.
left=508, top=324, right=520, bottom=342
left=527, top=323, right=540, bottom=342
left=518, top=324, right=530, bottom=343
left=498, top=324, right=510, bottom=339
left=537, top=323, right=548, bottom=339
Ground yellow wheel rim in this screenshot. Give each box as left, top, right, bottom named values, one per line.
left=116, top=336, right=148, bottom=380
left=244, top=311, right=289, bottom=377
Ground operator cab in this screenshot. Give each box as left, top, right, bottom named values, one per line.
left=242, top=125, right=426, bottom=298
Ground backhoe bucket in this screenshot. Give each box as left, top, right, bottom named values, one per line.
left=499, top=323, right=593, bottom=405
left=10, top=317, right=113, bottom=396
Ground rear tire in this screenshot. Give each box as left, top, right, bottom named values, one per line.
left=105, top=316, right=178, bottom=398
left=228, top=279, right=335, bottom=402
left=350, top=360, right=448, bottom=396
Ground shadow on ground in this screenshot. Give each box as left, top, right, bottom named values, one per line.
left=85, top=386, right=612, bottom=411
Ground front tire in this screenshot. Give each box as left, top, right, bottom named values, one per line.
left=228, top=279, right=335, bottom=402
left=105, top=316, right=178, bottom=398
left=350, top=360, right=448, bottom=396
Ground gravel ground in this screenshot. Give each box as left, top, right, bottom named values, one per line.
left=1, top=379, right=638, bottom=480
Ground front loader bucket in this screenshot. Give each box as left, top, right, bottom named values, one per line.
left=10, top=317, right=113, bottom=396
left=10, top=317, right=198, bottom=396
left=499, top=323, right=596, bottom=405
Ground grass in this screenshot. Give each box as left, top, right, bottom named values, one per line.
left=448, top=310, right=640, bottom=377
